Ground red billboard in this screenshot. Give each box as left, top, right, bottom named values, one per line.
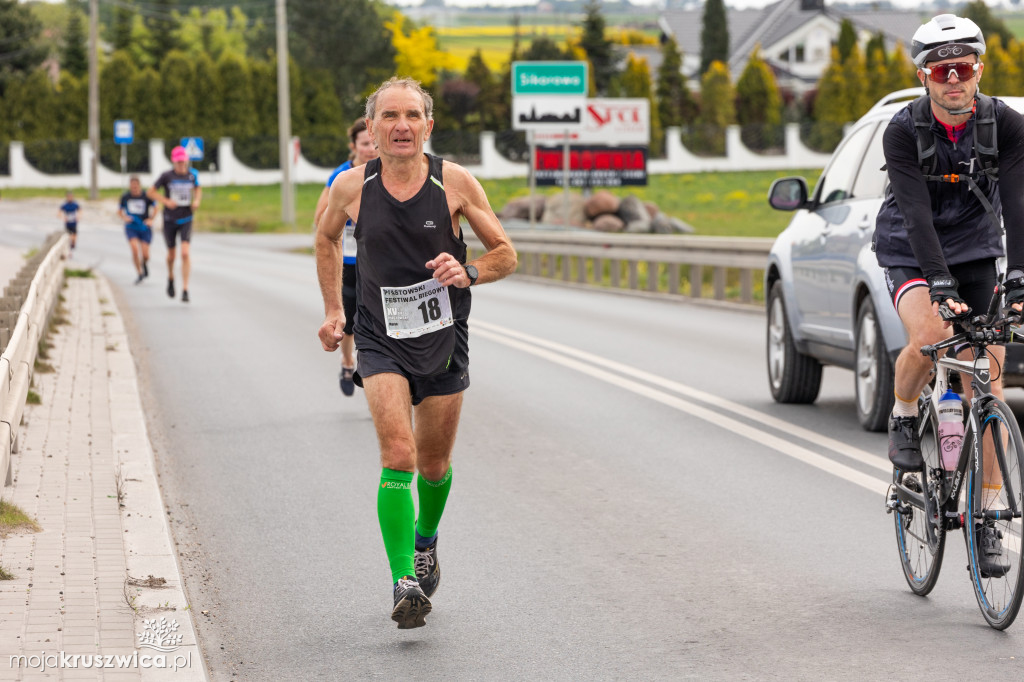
left=534, top=146, right=648, bottom=187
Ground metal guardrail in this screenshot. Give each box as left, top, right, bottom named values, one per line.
left=0, top=233, right=67, bottom=486
left=465, top=228, right=774, bottom=306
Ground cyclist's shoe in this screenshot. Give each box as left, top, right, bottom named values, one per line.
left=888, top=415, right=923, bottom=472
left=339, top=365, right=355, bottom=396
left=391, top=576, right=431, bottom=629
left=167, top=279, right=175, bottom=298
left=976, top=520, right=1011, bottom=579
left=414, top=538, right=440, bottom=598
left=181, top=290, right=190, bottom=303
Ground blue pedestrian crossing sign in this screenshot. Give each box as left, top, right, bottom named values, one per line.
left=114, top=120, right=134, bottom=144
left=180, top=137, right=204, bottom=161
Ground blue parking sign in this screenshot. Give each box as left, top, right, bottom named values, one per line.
left=180, top=137, right=204, bottom=161
left=114, top=120, right=134, bottom=144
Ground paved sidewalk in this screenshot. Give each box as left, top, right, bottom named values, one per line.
left=0, top=275, right=206, bottom=681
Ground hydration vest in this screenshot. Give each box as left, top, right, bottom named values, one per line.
left=911, top=93, right=1002, bottom=232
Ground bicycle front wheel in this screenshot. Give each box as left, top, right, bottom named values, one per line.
left=894, top=408, right=945, bottom=595
left=966, top=397, right=1024, bottom=630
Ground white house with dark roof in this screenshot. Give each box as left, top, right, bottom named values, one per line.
left=659, top=0, right=924, bottom=93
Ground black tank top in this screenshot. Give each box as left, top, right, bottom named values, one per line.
left=353, top=154, right=470, bottom=376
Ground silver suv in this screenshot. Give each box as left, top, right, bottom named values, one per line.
left=765, top=88, right=1024, bottom=432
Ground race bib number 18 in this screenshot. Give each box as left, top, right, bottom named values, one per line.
left=381, top=278, right=453, bottom=339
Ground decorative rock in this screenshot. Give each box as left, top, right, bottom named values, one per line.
left=499, top=195, right=546, bottom=221
left=617, top=195, right=647, bottom=223
left=542, top=192, right=587, bottom=227
left=669, top=216, right=696, bottom=234
left=651, top=213, right=677, bottom=234
left=591, top=214, right=625, bottom=232
left=643, top=201, right=659, bottom=219
left=584, top=190, right=621, bottom=219
left=624, top=219, right=652, bottom=234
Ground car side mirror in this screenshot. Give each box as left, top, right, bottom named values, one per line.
left=768, top=177, right=809, bottom=211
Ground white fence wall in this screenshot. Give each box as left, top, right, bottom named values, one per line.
left=0, top=123, right=832, bottom=189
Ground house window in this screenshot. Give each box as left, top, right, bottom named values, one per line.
left=795, top=43, right=805, bottom=62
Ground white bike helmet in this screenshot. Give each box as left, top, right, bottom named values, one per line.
left=911, top=14, right=986, bottom=67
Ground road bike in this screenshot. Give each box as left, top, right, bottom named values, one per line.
left=886, top=284, right=1024, bottom=629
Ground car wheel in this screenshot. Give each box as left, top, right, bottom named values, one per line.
left=767, top=280, right=822, bottom=403
left=854, top=296, right=895, bottom=432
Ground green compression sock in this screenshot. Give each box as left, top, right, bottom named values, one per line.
left=378, top=468, right=415, bottom=583
left=415, top=466, right=453, bottom=543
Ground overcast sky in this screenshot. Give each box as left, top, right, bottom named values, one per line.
left=386, top=0, right=943, bottom=10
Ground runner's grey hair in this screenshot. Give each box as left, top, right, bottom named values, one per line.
left=365, top=77, right=434, bottom=121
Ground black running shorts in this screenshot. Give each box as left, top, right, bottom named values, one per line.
left=353, top=348, right=470, bottom=406
left=342, top=263, right=356, bottom=336
left=885, top=258, right=998, bottom=322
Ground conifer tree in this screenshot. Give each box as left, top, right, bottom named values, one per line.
left=963, top=0, right=1015, bottom=49
left=697, top=60, right=735, bottom=154
left=841, top=44, right=869, bottom=121
left=580, top=0, right=618, bottom=95
left=62, top=1, right=88, bottom=79
left=131, top=67, right=160, bottom=141
left=250, top=58, right=278, bottom=138
left=865, top=32, right=887, bottom=71
left=158, top=51, right=197, bottom=139
left=736, top=48, right=782, bottom=151
left=100, top=51, right=139, bottom=136
left=193, top=53, right=223, bottom=143
left=656, top=35, right=698, bottom=130
left=620, top=52, right=662, bottom=155
left=149, top=0, right=181, bottom=64
left=218, top=52, right=259, bottom=139
left=128, top=15, right=157, bottom=70
left=883, top=43, right=917, bottom=95
left=811, top=47, right=847, bottom=151
left=866, top=45, right=890, bottom=109
left=700, top=0, right=729, bottom=75
left=837, top=19, right=857, bottom=64
left=465, top=50, right=503, bottom=132
left=57, top=71, right=87, bottom=141
left=110, top=3, right=134, bottom=52
left=0, top=0, right=46, bottom=76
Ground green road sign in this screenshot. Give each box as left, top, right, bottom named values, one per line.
left=512, top=62, right=588, bottom=96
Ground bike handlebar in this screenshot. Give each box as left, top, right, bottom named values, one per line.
left=920, top=278, right=1023, bottom=358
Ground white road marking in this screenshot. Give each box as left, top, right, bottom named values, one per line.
left=474, top=320, right=890, bottom=496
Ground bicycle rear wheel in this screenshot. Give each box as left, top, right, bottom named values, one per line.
left=966, top=397, right=1024, bottom=630
left=894, top=407, right=945, bottom=595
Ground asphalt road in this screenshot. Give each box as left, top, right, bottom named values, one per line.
left=2, top=198, right=1023, bottom=680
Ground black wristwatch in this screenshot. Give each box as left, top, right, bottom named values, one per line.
left=465, top=264, right=479, bottom=286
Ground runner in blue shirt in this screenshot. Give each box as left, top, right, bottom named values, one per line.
left=119, top=176, right=156, bottom=285
left=58, top=191, right=80, bottom=252
left=149, top=146, right=201, bottom=303
left=314, top=119, right=379, bottom=396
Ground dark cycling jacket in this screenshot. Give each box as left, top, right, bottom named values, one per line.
left=873, top=95, right=1024, bottom=280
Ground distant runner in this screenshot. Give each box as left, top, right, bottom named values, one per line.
left=314, top=118, right=379, bottom=396
left=119, top=176, right=156, bottom=285
left=58, top=191, right=80, bottom=252
left=149, top=146, right=201, bottom=303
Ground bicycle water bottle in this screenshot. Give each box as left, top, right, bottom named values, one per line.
left=937, top=389, right=964, bottom=470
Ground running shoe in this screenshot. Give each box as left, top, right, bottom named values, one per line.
left=142, top=260, right=149, bottom=278
left=339, top=365, right=355, bottom=396
left=182, top=290, right=189, bottom=303
left=888, top=415, right=923, bottom=472
left=976, top=520, right=1011, bottom=578
left=167, top=279, right=175, bottom=298
left=414, top=539, right=440, bottom=598
left=134, top=273, right=144, bottom=285
left=391, top=576, right=431, bottom=629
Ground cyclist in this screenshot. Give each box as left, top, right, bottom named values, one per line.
left=119, top=176, right=155, bottom=284
left=58, top=191, right=80, bottom=252
left=313, top=119, right=379, bottom=396
left=874, top=14, right=1024, bottom=576
left=315, top=77, right=517, bottom=628
left=149, top=146, right=201, bottom=303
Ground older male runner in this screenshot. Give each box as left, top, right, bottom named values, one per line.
left=315, top=77, right=517, bottom=629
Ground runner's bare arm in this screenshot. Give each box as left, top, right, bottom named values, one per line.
left=315, top=170, right=360, bottom=350
left=427, top=163, right=517, bottom=288
left=146, top=186, right=175, bottom=210
left=191, top=186, right=202, bottom=211
left=313, top=186, right=330, bottom=231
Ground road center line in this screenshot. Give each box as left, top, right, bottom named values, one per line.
left=474, top=320, right=890, bottom=496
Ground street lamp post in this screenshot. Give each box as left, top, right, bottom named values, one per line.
left=276, top=0, right=294, bottom=227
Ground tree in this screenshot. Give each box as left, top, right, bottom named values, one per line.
left=174, top=7, right=248, bottom=62
left=218, top=52, right=259, bottom=139
left=249, top=57, right=277, bottom=137
left=192, top=52, right=223, bottom=142
left=620, top=52, right=662, bottom=155
left=3, top=71, right=58, bottom=141
left=837, top=18, right=857, bottom=64
left=57, top=71, right=87, bottom=141
left=384, top=12, right=455, bottom=88
left=100, top=51, right=139, bottom=137
left=866, top=45, right=890, bottom=109
left=148, top=0, right=181, bottom=64
left=62, top=1, right=88, bottom=79
left=656, top=35, right=698, bottom=132
left=865, top=31, right=887, bottom=71
left=157, top=50, right=196, bottom=139
left=840, top=44, right=869, bottom=121
left=131, top=67, right=161, bottom=141
left=811, top=47, right=847, bottom=151
left=522, top=36, right=569, bottom=61
left=0, top=0, right=46, bottom=76
left=980, top=35, right=1021, bottom=96
left=579, top=0, right=618, bottom=95
left=464, top=50, right=502, bottom=132
left=110, top=2, right=134, bottom=53
left=735, top=48, right=782, bottom=151
left=963, top=0, right=1015, bottom=49
left=697, top=60, right=735, bottom=154
left=700, top=0, right=729, bottom=75
left=883, top=43, right=917, bottom=97
left=128, top=15, right=157, bottom=70
left=288, top=0, right=394, bottom=120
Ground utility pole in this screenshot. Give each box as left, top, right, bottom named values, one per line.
left=276, top=0, right=294, bottom=227
left=88, top=0, right=99, bottom=199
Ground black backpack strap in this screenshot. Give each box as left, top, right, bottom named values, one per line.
left=973, top=93, right=998, bottom=179
left=911, top=96, right=938, bottom=176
